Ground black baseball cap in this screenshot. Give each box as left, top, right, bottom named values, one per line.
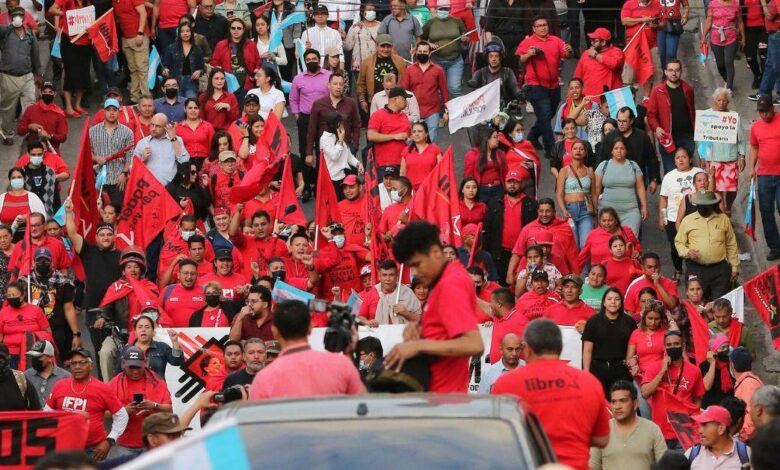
left=531, top=269, right=549, bottom=281
left=243, top=94, right=260, bottom=105
left=215, top=248, right=233, bottom=260
left=758, top=96, right=774, bottom=112
left=314, top=4, right=328, bottom=14
left=380, top=166, right=399, bottom=177
left=388, top=87, right=412, bottom=99
left=105, top=87, right=122, bottom=97
left=65, top=348, right=93, bottom=360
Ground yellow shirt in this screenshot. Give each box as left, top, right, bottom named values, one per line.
left=674, top=212, right=739, bottom=270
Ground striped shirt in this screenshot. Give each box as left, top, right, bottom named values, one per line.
left=302, top=25, right=344, bottom=64
left=89, top=123, right=135, bottom=185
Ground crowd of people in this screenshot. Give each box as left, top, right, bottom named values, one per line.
left=2, top=0, right=780, bottom=469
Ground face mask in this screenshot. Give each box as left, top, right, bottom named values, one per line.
left=332, top=235, right=345, bottom=248
left=364, top=10, right=376, bottom=21
left=10, top=178, right=24, bottom=190
left=30, top=156, right=43, bottom=166
left=271, top=270, right=286, bottom=282
left=717, top=350, right=730, bottom=362
left=436, top=9, right=450, bottom=19
left=165, top=88, right=179, bottom=99
left=416, top=53, right=430, bottom=63
left=181, top=230, right=195, bottom=241
left=31, top=357, right=46, bottom=372
left=513, top=132, right=524, bottom=142
left=359, top=360, right=367, bottom=371
left=35, top=262, right=51, bottom=277
left=7, top=297, right=21, bottom=309
left=306, top=61, right=320, bottom=73
left=41, top=94, right=54, bottom=105
left=205, top=294, right=221, bottom=307
left=666, top=347, right=683, bottom=361
left=11, top=16, right=22, bottom=28
left=390, top=190, right=402, bottom=202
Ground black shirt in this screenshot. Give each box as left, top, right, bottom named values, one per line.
left=699, top=360, right=735, bottom=408
left=598, top=128, right=661, bottom=183
left=194, top=14, right=229, bottom=51
left=582, top=313, right=637, bottom=360
left=222, top=368, right=256, bottom=389
left=667, top=85, right=694, bottom=138
left=78, top=243, right=121, bottom=318
left=0, top=372, right=41, bottom=411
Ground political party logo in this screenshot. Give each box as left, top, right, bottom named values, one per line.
left=172, top=331, right=230, bottom=403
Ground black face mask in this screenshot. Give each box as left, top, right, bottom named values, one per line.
left=7, top=297, right=21, bottom=309
left=475, top=284, right=483, bottom=294
left=41, top=94, right=54, bottom=105
left=36, top=262, right=51, bottom=278
left=717, top=350, right=730, bottom=362
left=697, top=205, right=714, bottom=218
left=165, top=88, right=179, bottom=99
left=205, top=294, right=221, bottom=308
left=271, top=270, right=286, bottom=282
left=31, top=357, right=46, bottom=372
left=416, top=53, right=430, bottom=63
left=666, top=347, right=683, bottom=361
left=305, top=61, right=320, bottom=73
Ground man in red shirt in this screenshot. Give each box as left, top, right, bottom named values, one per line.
left=517, top=16, right=573, bottom=154
left=46, top=349, right=129, bottom=461
left=367, top=87, right=412, bottom=171
left=319, top=224, right=370, bottom=301
left=231, top=209, right=288, bottom=275
left=624, top=252, right=679, bottom=317
left=16, top=82, right=68, bottom=152
left=385, top=221, right=483, bottom=393
left=401, top=41, right=448, bottom=143
left=544, top=274, right=595, bottom=332
left=379, top=176, right=412, bottom=241
left=488, top=287, right=529, bottom=364
left=492, top=319, right=611, bottom=470
left=201, top=248, right=250, bottom=302
left=113, top=0, right=149, bottom=103
left=9, top=212, right=71, bottom=277
left=108, top=346, right=172, bottom=453
left=240, top=186, right=279, bottom=227
left=641, top=330, right=705, bottom=449
left=338, top=175, right=367, bottom=246
left=159, top=260, right=205, bottom=326
left=573, top=28, right=625, bottom=96
left=750, top=97, right=780, bottom=260
left=516, top=270, right=560, bottom=320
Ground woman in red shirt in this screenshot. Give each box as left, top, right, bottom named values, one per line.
left=0, top=282, right=51, bottom=366
left=463, top=127, right=507, bottom=205
left=400, top=121, right=442, bottom=190
left=178, top=98, right=215, bottom=171
left=202, top=130, right=234, bottom=178
left=49, top=0, right=92, bottom=117
left=198, top=68, right=240, bottom=131
left=458, top=177, right=487, bottom=226
left=0, top=167, right=46, bottom=242
left=602, top=234, right=640, bottom=296
left=626, top=297, right=668, bottom=417
left=211, top=18, right=261, bottom=103
left=578, top=207, right=642, bottom=269
left=188, top=281, right=233, bottom=327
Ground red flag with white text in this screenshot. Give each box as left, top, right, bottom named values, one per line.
left=744, top=265, right=780, bottom=349
left=86, top=10, right=119, bottom=62
left=410, top=147, right=462, bottom=246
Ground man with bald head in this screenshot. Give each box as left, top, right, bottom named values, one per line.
left=132, top=113, right=190, bottom=186
left=479, top=333, right=524, bottom=394
left=751, top=385, right=780, bottom=429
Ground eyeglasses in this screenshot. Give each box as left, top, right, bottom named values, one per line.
left=231, top=26, right=244, bottom=31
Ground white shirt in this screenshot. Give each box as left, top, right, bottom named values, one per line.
left=685, top=438, right=751, bottom=470
left=319, top=131, right=360, bottom=180
left=303, top=25, right=344, bottom=64
left=247, top=87, right=287, bottom=120
left=478, top=358, right=524, bottom=394
left=370, top=90, right=421, bottom=123
left=659, top=167, right=704, bottom=222
left=255, top=38, right=288, bottom=66
left=379, top=182, right=392, bottom=211
left=132, top=135, right=190, bottom=186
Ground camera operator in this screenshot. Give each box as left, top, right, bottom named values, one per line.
left=222, top=338, right=267, bottom=388
left=249, top=300, right=365, bottom=400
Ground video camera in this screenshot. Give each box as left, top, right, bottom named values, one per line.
left=308, top=299, right=354, bottom=353
left=214, top=384, right=245, bottom=404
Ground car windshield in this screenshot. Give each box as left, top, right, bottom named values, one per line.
left=241, top=418, right=528, bottom=469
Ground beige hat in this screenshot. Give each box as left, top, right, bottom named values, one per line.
left=218, top=150, right=237, bottom=162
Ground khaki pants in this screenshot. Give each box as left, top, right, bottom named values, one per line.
left=99, top=336, right=118, bottom=382
left=122, top=36, right=150, bottom=103
left=0, top=72, right=36, bottom=136
left=621, top=46, right=662, bottom=99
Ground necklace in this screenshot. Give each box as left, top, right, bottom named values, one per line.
left=70, top=377, right=91, bottom=394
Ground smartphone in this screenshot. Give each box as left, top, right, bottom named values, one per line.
left=133, top=393, right=143, bottom=404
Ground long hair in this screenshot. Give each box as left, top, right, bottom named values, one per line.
left=209, top=130, right=233, bottom=162
left=228, top=18, right=248, bottom=67
left=459, top=176, right=481, bottom=201
left=206, top=67, right=226, bottom=98
left=407, top=120, right=431, bottom=152
left=258, top=64, right=282, bottom=91
left=254, top=14, right=271, bottom=40
left=598, top=286, right=625, bottom=317
left=247, top=114, right=266, bottom=146
left=177, top=23, right=193, bottom=49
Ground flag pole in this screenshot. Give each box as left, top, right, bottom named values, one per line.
left=622, top=22, right=647, bottom=53
left=71, top=8, right=114, bottom=43
left=313, top=224, right=319, bottom=251
left=395, top=264, right=403, bottom=305
left=430, top=28, right=479, bottom=55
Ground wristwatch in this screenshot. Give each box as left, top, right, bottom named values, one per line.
left=169, top=137, right=177, bottom=142
left=72, top=332, right=81, bottom=337
left=106, top=438, right=116, bottom=446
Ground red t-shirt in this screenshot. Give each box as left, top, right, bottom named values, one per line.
left=516, top=34, right=567, bottom=89
left=240, top=194, right=279, bottom=226
left=318, top=246, right=365, bottom=301
left=516, top=290, right=560, bottom=321
left=157, top=0, right=191, bottom=28
left=9, top=235, right=72, bottom=274
left=201, top=272, right=247, bottom=300
left=379, top=201, right=410, bottom=238
left=492, top=358, right=611, bottom=470
left=489, top=308, right=528, bottom=363
left=573, top=46, right=625, bottom=96
left=624, top=276, right=679, bottom=317
left=603, top=257, right=641, bottom=295
left=234, top=232, right=288, bottom=275
left=578, top=226, right=642, bottom=268
left=544, top=300, right=596, bottom=326
left=459, top=200, right=487, bottom=227
left=0, top=193, right=32, bottom=226
left=338, top=195, right=368, bottom=246
left=750, top=115, right=780, bottom=175
left=621, top=0, right=662, bottom=48
left=402, top=143, right=441, bottom=189
left=501, top=196, right=525, bottom=250
left=767, top=0, right=780, bottom=31
left=422, top=262, right=479, bottom=393
left=476, top=282, right=499, bottom=323
left=368, top=108, right=411, bottom=166
left=628, top=327, right=667, bottom=382
left=16, top=152, right=70, bottom=176
left=113, top=0, right=149, bottom=38
left=641, top=359, right=705, bottom=439
left=160, top=284, right=205, bottom=327
left=109, top=373, right=172, bottom=448
left=198, top=307, right=231, bottom=327
left=48, top=378, right=124, bottom=447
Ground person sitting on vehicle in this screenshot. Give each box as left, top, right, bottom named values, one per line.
left=466, top=38, right=523, bottom=110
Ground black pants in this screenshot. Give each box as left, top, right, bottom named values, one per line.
left=664, top=222, right=683, bottom=272
left=589, top=359, right=631, bottom=397
left=746, top=26, right=768, bottom=86
left=494, top=248, right=513, bottom=287
left=685, top=259, right=732, bottom=301
left=297, top=113, right=316, bottom=190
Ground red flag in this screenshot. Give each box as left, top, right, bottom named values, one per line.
left=254, top=112, right=289, bottom=164
left=17, top=214, right=33, bottom=278
left=253, top=2, right=273, bottom=17
left=467, top=222, right=482, bottom=267
left=685, top=300, right=711, bottom=364
left=659, top=389, right=701, bottom=449
left=126, top=275, right=173, bottom=326
left=86, top=11, right=119, bottom=62
left=71, top=120, right=100, bottom=245
left=410, top=147, right=462, bottom=246
left=115, top=160, right=182, bottom=249
left=623, top=25, right=654, bottom=86
left=0, top=411, right=88, bottom=465
left=275, top=157, right=307, bottom=226
left=314, top=150, right=342, bottom=247
left=745, top=265, right=780, bottom=350
left=229, top=156, right=281, bottom=204
left=364, top=148, right=386, bottom=285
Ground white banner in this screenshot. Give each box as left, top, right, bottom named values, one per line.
left=694, top=110, right=739, bottom=144
left=446, top=79, right=501, bottom=133
left=65, top=5, right=95, bottom=37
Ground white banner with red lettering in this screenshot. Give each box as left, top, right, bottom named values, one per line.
left=65, top=5, right=95, bottom=37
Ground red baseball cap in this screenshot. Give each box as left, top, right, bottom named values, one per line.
left=692, top=406, right=732, bottom=427
left=505, top=170, right=522, bottom=182
left=342, top=175, right=359, bottom=186
left=587, top=27, right=611, bottom=41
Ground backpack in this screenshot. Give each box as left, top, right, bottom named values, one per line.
left=688, top=441, right=749, bottom=465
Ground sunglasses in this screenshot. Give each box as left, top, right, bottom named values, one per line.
left=231, top=26, right=244, bottom=31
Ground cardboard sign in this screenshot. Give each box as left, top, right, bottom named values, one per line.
left=65, top=5, right=95, bottom=37
left=694, top=110, right=739, bottom=144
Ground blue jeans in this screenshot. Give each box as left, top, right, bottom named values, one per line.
left=758, top=175, right=780, bottom=250
left=657, top=29, right=681, bottom=69
left=424, top=111, right=440, bottom=143
left=177, top=76, right=199, bottom=99
left=760, top=32, right=780, bottom=98
left=526, top=85, right=561, bottom=153
left=433, top=55, right=464, bottom=98
left=565, top=201, right=593, bottom=249
left=91, top=48, right=115, bottom=96
left=658, top=136, right=695, bottom=175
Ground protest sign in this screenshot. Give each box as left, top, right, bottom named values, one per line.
left=447, top=80, right=500, bottom=133
left=694, top=110, right=739, bottom=144
left=0, top=411, right=88, bottom=469
left=65, top=5, right=95, bottom=37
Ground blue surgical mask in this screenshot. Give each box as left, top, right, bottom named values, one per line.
left=359, top=360, right=367, bottom=371
left=10, top=178, right=24, bottom=190
left=437, top=9, right=450, bottom=19
left=30, top=156, right=44, bottom=166
left=332, top=234, right=345, bottom=248
left=390, top=190, right=401, bottom=202
left=364, top=10, right=376, bottom=21
left=513, top=132, right=524, bottom=142
left=181, top=230, right=195, bottom=241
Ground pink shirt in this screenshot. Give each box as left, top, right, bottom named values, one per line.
left=709, top=0, right=740, bottom=46
left=249, top=346, right=365, bottom=400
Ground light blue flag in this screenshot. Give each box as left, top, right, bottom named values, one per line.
left=148, top=45, right=161, bottom=90
left=271, top=279, right=315, bottom=303
left=269, top=11, right=306, bottom=53
left=52, top=205, right=65, bottom=226
left=295, top=38, right=306, bottom=73
left=224, top=72, right=240, bottom=93
left=697, top=141, right=713, bottom=161
left=51, top=34, right=61, bottom=59
left=604, top=87, right=637, bottom=119
left=95, top=165, right=107, bottom=190
left=281, top=79, right=292, bottom=94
